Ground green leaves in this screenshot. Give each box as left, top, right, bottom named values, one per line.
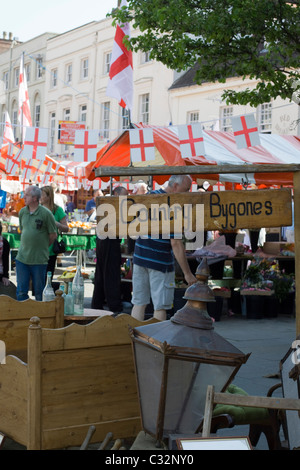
left=110, top=0, right=300, bottom=105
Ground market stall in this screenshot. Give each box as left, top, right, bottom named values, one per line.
left=92, top=124, right=300, bottom=334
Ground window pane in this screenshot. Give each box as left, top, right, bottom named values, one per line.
left=259, top=103, right=272, bottom=133
left=140, top=93, right=149, bottom=124
left=102, top=102, right=110, bottom=139
left=221, top=107, right=233, bottom=131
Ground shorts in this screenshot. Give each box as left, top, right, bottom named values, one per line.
left=132, top=264, right=175, bottom=311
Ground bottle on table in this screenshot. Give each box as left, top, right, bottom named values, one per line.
left=42, top=271, right=55, bottom=302
left=64, top=282, right=74, bottom=315
left=72, top=266, right=84, bottom=315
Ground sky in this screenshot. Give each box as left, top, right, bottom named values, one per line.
left=2, top=0, right=118, bottom=43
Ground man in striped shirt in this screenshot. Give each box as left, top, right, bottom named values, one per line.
left=131, top=175, right=197, bottom=321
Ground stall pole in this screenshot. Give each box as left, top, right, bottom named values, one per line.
left=293, top=171, right=300, bottom=336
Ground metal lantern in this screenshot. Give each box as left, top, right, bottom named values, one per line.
left=130, top=258, right=250, bottom=444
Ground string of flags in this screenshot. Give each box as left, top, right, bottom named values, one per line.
left=127, top=115, right=261, bottom=163
left=0, top=113, right=262, bottom=186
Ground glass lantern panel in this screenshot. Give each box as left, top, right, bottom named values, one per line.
left=163, top=359, right=235, bottom=437
left=133, top=342, right=165, bottom=435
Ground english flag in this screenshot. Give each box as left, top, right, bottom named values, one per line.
left=74, top=130, right=98, bottom=162
left=129, top=128, right=155, bottom=163
left=23, top=127, right=48, bottom=160
left=178, top=123, right=205, bottom=158
left=106, top=0, right=133, bottom=112
left=2, top=111, right=15, bottom=147
left=18, top=53, right=32, bottom=141
left=231, top=114, right=261, bottom=149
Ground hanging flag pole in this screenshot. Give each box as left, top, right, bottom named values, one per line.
left=18, top=52, right=32, bottom=146
left=106, top=0, right=133, bottom=117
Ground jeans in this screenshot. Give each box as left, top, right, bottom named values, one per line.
left=16, top=260, right=47, bottom=301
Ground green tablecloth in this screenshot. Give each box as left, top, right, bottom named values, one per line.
left=3, top=232, right=96, bottom=251
left=62, top=234, right=96, bottom=251
left=3, top=232, right=21, bottom=249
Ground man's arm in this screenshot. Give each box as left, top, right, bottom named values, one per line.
left=171, top=239, right=197, bottom=285
left=49, top=232, right=57, bottom=246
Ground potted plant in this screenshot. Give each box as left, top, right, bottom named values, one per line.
left=267, top=269, right=295, bottom=315
left=241, top=258, right=275, bottom=319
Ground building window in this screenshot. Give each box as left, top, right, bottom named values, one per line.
left=79, top=104, right=87, bottom=122
left=36, top=58, right=43, bottom=79
left=14, top=67, right=19, bottom=87
left=104, top=53, right=111, bottom=75
left=3, top=72, right=8, bottom=90
left=51, top=68, right=58, bottom=88
left=139, top=93, right=150, bottom=124
left=187, top=111, right=199, bottom=124
left=65, top=64, right=72, bottom=84
left=25, top=63, right=30, bottom=82
left=34, top=104, right=40, bottom=127
left=221, top=106, right=233, bottom=131
left=101, top=102, right=110, bottom=140
left=140, top=51, right=151, bottom=64
left=64, top=108, right=71, bottom=121
left=121, top=108, right=130, bottom=130
left=49, top=112, right=56, bottom=153
left=81, top=58, right=89, bottom=79
left=258, top=103, right=272, bottom=133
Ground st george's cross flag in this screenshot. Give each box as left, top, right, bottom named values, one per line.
left=23, top=127, right=48, bottom=160
left=106, top=0, right=133, bottom=112
left=74, top=130, right=98, bottom=162
left=18, top=53, right=32, bottom=141
left=129, top=128, right=155, bottom=163
left=5, top=144, right=17, bottom=173
left=178, top=123, right=205, bottom=158
left=231, top=114, right=261, bottom=149
left=2, top=111, right=15, bottom=147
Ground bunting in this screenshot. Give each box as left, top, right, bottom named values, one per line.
left=74, top=130, right=98, bottom=162
left=129, top=128, right=155, bottom=163
left=23, top=127, right=48, bottom=160
left=231, top=114, right=261, bottom=149
left=178, top=124, right=205, bottom=158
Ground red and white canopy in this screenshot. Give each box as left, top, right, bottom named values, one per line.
left=90, top=124, right=300, bottom=186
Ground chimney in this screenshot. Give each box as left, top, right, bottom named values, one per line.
left=9, top=32, right=13, bottom=40
left=3, top=32, right=7, bottom=40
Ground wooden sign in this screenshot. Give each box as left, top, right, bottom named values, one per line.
left=96, top=188, right=292, bottom=238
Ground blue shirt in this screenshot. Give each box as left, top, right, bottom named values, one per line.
left=85, top=198, right=95, bottom=212
left=133, top=189, right=174, bottom=273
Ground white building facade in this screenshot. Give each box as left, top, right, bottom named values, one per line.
left=169, top=69, right=300, bottom=135
left=43, top=17, right=175, bottom=158
left=0, top=33, right=57, bottom=144
left=0, top=17, right=299, bottom=161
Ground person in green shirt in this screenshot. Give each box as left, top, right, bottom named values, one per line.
left=16, top=185, right=57, bottom=301
left=41, top=185, right=69, bottom=285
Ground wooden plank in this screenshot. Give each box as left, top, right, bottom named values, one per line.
left=0, top=296, right=63, bottom=324
left=0, top=356, right=28, bottom=446
left=41, top=315, right=158, bottom=352
left=28, top=318, right=42, bottom=450
left=41, top=347, right=139, bottom=428
left=95, top=164, right=300, bottom=178
left=294, top=172, right=300, bottom=336
left=96, top=188, right=292, bottom=237
left=213, top=392, right=300, bottom=411
left=42, top=418, right=142, bottom=450
left=202, top=385, right=215, bottom=438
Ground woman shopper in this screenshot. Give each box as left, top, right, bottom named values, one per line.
left=41, top=185, right=69, bottom=285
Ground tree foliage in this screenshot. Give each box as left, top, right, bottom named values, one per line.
left=110, top=0, right=300, bottom=106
